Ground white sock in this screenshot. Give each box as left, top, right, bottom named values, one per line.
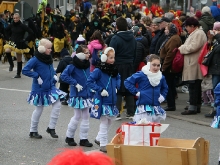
left=30, top=106, right=43, bottom=132
left=48, top=100, right=61, bottom=129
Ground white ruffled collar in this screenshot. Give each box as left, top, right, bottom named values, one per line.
left=141, top=62, right=162, bottom=87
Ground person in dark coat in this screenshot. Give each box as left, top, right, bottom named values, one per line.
left=131, top=26, right=148, bottom=71
left=149, top=17, right=161, bottom=54
left=155, top=16, right=171, bottom=55
left=159, top=23, right=182, bottom=111
left=4, top=13, right=34, bottom=78
left=109, top=17, right=137, bottom=119
left=205, top=26, right=220, bottom=118
left=56, top=48, right=72, bottom=105
left=48, top=14, right=66, bottom=60
left=68, top=16, right=83, bottom=47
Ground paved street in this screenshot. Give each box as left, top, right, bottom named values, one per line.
left=0, top=61, right=219, bottom=165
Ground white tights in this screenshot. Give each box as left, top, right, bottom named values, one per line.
left=96, top=116, right=112, bottom=147
left=30, top=100, right=61, bottom=132
left=66, top=107, right=90, bottom=139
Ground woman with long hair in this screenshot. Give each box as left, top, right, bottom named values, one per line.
left=88, top=30, right=106, bottom=72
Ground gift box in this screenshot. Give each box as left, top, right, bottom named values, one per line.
left=120, top=122, right=169, bottom=146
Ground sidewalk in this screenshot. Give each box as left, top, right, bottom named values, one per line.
left=164, top=91, right=213, bottom=127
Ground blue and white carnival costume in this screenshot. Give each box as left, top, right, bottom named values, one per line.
left=60, top=62, right=93, bottom=108
left=211, top=82, right=220, bottom=128
left=22, top=56, right=66, bottom=106
left=60, top=54, right=94, bottom=146
left=124, top=63, right=168, bottom=123
left=22, top=51, right=66, bottom=137
left=87, top=66, right=121, bottom=119
left=86, top=55, right=121, bottom=149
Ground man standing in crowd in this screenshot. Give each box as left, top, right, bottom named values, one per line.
left=109, top=17, right=137, bottom=119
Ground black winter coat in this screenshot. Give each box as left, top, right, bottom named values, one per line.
left=5, top=20, right=34, bottom=44
left=49, top=22, right=65, bottom=39
left=134, top=36, right=148, bottom=71
left=208, top=34, right=220, bottom=75
left=68, top=21, right=83, bottom=41
left=56, top=56, right=72, bottom=83
left=155, top=28, right=166, bottom=55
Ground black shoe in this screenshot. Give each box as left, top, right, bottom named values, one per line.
left=181, top=110, right=197, bottom=115
left=79, top=139, right=93, bottom=147
left=29, top=132, right=42, bottom=139
left=14, top=74, right=21, bottom=78
left=164, top=106, right=176, bottom=111
left=100, top=146, right=107, bottom=153
left=61, top=101, right=68, bottom=105
left=184, top=106, right=201, bottom=113
left=115, top=114, right=122, bottom=120
left=9, top=66, right=13, bottom=71
left=204, top=110, right=216, bottom=118
left=65, top=137, right=77, bottom=146
left=46, top=127, right=58, bottom=138
left=94, top=139, right=100, bottom=146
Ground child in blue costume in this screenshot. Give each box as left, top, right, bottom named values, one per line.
left=22, top=38, right=66, bottom=139
left=60, top=45, right=93, bottom=147
left=87, top=47, right=121, bottom=152
left=211, top=82, right=220, bottom=128
left=124, top=54, right=168, bottom=123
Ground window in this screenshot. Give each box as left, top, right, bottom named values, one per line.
left=56, top=0, right=59, bottom=6
left=60, top=0, right=64, bottom=6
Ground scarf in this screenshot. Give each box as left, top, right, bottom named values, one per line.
left=72, top=56, right=90, bottom=69
left=35, top=51, right=53, bottom=64
left=158, top=24, right=178, bottom=54
left=142, top=62, right=162, bottom=87
left=96, top=62, right=118, bottom=77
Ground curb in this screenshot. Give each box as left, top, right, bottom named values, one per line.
left=167, top=114, right=210, bottom=127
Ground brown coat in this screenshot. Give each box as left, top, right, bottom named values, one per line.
left=179, top=28, right=207, bottom=81
left=160, top=34, right=182, bottom=72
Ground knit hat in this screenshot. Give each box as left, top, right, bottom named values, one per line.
left=213, top=22, right=220, bottom=30
left=76, top=35, right=86, bottom=45
left=202, top=6, right=211, bottom=14
left=195, top=10, right=202, bottom=19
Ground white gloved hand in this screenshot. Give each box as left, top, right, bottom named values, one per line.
left=116, top=88, right=117, bottom=93
left=158, top=94, right=165, bottom=103
left=37, top=77, right=43, bottom=85
left=54, top=75, right=58, bottom=81
left=136, top=92, right=140, bottom=97
left=75, top=84, right=83, bottom=92
left=101, top=89, right=109, bottom=97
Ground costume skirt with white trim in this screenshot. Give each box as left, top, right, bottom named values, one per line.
left=27, top=89, right=66, bottom=106
left=101, top=105, right=119, bottom=118
left=133, top=105, right=166, bottom=123
left=68, top=97, right=92, bottom=109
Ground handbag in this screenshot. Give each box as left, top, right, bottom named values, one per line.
left=90, top=76, right=111, bottom=119
left=172, top=48, right=184, bottom=73
left=198, top=43, right=209, bottom=76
